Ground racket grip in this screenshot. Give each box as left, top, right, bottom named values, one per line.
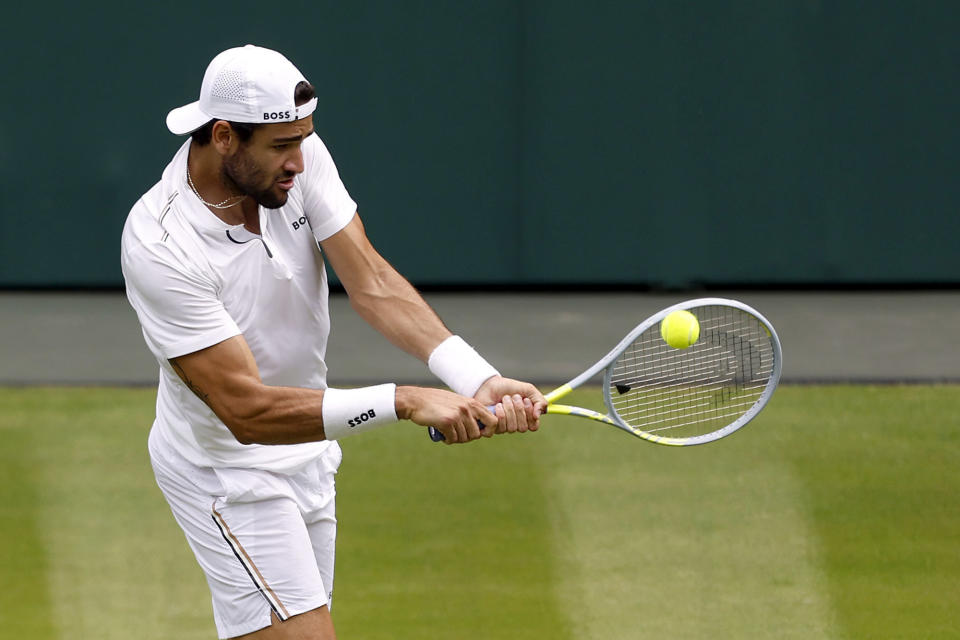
left=427, top=405, right=495, bottom=442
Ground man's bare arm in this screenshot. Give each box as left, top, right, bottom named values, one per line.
left=169, top=359, right=212, bottom=407
left=169, top=336, right=327, bottom=444
left=320, top=213, right=546, bottom=432
left=169, top=334, right=495, bottom=445
left=320, top=214, right=452, bottom=361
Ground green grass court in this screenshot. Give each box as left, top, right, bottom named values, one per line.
left=1, top=386, right=957, bottom=639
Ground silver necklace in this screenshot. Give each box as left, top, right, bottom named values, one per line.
left=186, top=166, right=247, bottom=210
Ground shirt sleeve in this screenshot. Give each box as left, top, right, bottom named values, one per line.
left=122, top=239, right=241, bottom=360
left=299, top=133, right=357, bottom=242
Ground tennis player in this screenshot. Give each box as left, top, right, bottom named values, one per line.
left=121, top=44, right=545, bottom=640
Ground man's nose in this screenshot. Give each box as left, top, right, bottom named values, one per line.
left=285, top=148, right=304, bottom=174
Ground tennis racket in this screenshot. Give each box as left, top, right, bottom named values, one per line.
left=428, top=298, right=782, bottom=446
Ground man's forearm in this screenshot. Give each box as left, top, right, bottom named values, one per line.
left=347, top=262, right=452, bottom=362
left=209, top=382, right=329, bottom=445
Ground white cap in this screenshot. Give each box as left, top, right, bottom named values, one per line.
left=166, top=45, right=318, bottom=135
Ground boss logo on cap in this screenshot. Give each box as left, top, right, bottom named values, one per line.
left=263, top=110, right=292, bottom=121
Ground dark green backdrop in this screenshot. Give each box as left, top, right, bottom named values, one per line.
left=2, top=2, right=957, bottom=288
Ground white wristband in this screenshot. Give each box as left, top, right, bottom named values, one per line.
left=322, top=384, right=398, bottom=440
left=427, top=335, right=500, bottom=398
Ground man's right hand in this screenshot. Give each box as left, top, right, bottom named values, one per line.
left=395, top=386, right=498, bottom=444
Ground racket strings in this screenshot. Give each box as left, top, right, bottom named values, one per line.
left=608, top=306, right=775, bottom=438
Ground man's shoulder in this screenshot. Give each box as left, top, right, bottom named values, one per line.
left=120, top=181, right=208, bottom=289
left=122, top=181, right=174, bottom=254
left=301, top=132, right=335, bottom=170
left=123, top=140, right=192, bottom=241
left=303, top=131, right=325, bottom=153
left=131, top=180, right=168, bottom=215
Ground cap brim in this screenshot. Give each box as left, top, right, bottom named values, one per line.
left=166, top=101, right=210, bottom=135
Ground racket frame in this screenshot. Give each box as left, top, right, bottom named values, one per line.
left=544, top=297, right=782, bottom=446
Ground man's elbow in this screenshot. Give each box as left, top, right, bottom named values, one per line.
left=221, top=415, right=260, bottom=445
left=231, top=426, right=260, bottom=446
left=216, top=400, right=270, bottom=445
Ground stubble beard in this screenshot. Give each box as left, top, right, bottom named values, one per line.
left=221, top=148, right=290, bottom=210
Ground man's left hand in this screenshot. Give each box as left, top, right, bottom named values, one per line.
left=474, top=376, right=547, bottom=436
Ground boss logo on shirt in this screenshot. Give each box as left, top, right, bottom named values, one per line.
left=291, top=216, right=308, bottom=230
left=348, top=409, right=376, bottom=427
left=263, top=110, right=292, bottom=121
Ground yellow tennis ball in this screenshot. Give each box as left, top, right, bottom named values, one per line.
left=660, top=310, right=700, bottom=349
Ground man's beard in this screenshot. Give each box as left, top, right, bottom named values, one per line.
left=221, top=148, right=292, bottom=210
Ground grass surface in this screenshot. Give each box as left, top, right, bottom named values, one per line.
left=1, top=386, right=957, bottom=639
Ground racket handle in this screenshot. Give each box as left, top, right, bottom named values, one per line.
left=427, top=405, right=495, bottom=442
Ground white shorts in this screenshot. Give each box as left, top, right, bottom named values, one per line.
left=148, top=427, right=342, bottom=639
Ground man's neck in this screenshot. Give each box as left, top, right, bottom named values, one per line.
left=186, top=144, right=259, bottom=232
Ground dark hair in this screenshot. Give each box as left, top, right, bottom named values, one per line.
left=190, top=81, right=316, bottom=146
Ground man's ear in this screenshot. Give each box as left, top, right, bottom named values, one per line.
left=211, top=120, right=235, bottom=156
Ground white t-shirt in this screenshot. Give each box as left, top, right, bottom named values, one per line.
left=121, top=134, right=356, bottom=473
